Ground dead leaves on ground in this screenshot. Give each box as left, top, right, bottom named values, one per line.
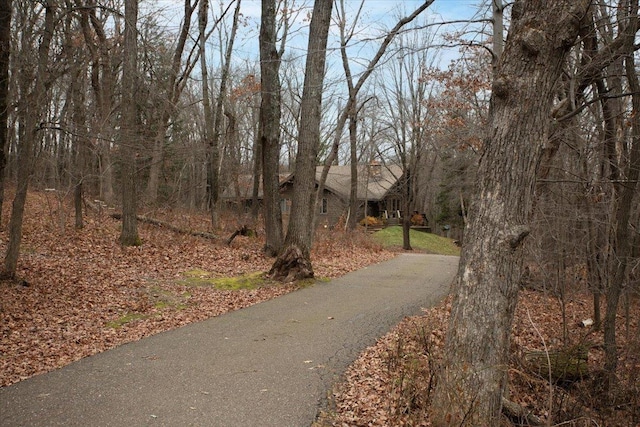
left=322, top=291, right=640, bottom=427
left=0, top=190, right=394, bottom=387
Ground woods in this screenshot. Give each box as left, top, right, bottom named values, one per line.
left=2, top=0, right=640, bottom=425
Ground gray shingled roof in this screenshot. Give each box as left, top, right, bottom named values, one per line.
left=317, top=164, right=403, bottom=201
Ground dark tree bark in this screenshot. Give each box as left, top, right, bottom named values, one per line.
left=119, top=0, right=141, bottom=246
left=3, top=1, right=56, bottom=278
left=603, top=1, right=640, bottom=391
left=0, top=0, right=10, bottom=227
left=430, top=1, right=591, bottom=425
left=269, top=0, right=333, bottom=281
left=259, top=0, right=283, bottom=256
left=199, top=0, right=215, bottom=223
left=71, top=62, right=88, bottom=230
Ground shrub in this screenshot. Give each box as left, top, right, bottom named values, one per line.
left=359, top=215, right=383, bottom=227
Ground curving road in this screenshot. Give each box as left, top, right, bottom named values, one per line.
left=1, top=253, right=458, bottom=427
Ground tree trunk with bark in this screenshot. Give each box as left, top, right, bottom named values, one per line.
left=269, top=0, right=333, bottom=281
left=430, top=1, right=590, bottom=425
left=119, top=0, right=140, bottom=246
left=259, top=0, right=283, bottom=256
left=603, top=6, right=640, bottom=391
left=3, top=1, right=56, bottom=278
left=199, top=0, right=215, bottom=225
left=0, top=0, right=10, bottom=227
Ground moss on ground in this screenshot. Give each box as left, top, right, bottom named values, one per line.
left=180, top=270, right=268, bottom=290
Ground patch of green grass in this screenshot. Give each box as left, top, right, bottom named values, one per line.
left=180, top=270, right=268, bottom=290
left=153, top=301, right=170, bottom=310
left=372, top=226, right=460, bottom=255
left=106, top=312, right=148, bottom=329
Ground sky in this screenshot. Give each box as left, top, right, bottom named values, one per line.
left=142, top=0, right=488, bottom=67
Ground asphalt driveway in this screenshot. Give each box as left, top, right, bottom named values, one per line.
left=0, top=253, right=458, bottom=427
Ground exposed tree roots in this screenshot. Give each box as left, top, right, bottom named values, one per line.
left=269, top=245, right=314, bottom=282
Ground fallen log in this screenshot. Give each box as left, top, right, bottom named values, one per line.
left=110, top=213, right=217, bottom=240
left=501, top=397, right=545, bottom=426
left=524, top=345, right=589, bottom=384
left=225, top=225, right=256, bottom=246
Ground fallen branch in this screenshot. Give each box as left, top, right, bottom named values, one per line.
left=225, top=225, right=256, bottom=246
left=110, top=213, right=217, bottom=240
left=502, top=397, right=545, bottom=426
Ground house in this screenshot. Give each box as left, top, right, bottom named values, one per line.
left=220, top=173, right=289, bottom=212
left=279, top=163, right=404, bottom=227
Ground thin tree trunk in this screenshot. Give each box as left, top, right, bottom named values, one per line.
left=348, top=112, right=358, bottom=230
left=206, top=0, right=241, bottom=228
left=3, top=1, right=56, bottom=278
left=402, top=170, right=412, bottom=251
left=199, top=0, right=213, bottom=217
left=603, top=8, right=640, bottom=390
left=145, top=0, right=198, bottom=205
left=71, top=65, right=87, bottom=230
left=269, top=0, right=333, bottom=281
left=430, top=1, right=589, bottom=424
left=0, top=0, right=10, bottom=227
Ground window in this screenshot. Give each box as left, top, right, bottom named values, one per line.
left=320, top=198, right=328, bottom=214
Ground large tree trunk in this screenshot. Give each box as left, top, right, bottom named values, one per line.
left=0, top=0, right=10, bottom=227
left=119, top=0, right=140, bottom=246
left=269, top=0, right=333, bottom=280
left=430, top=1, right=590, bottom=425
left=259, top=0, right=283, bottom=256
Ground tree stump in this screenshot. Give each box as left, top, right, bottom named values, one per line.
left=524, top=345, right=589, bottom=384
left=269, top=245, right=314, bottom=282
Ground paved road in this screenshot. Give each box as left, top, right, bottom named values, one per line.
left=1, top=254, right=458, bottom=427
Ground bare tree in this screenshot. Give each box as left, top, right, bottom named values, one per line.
left=259, top=0, right=284, bottom=256
left=119, top=0, right=140, bottom=246
left=210, top=0, right=242, bottom=228
left=600, top=0, right=640, bottom=392
left=3, top=1, right=57, bottom=278
left=315, top=0, right=434, bottom=231
left=430, top=1, right=591, bottom=424
left=145, top=0, right=200, bottom=205
left=269, top=0, right=333, bottom=281
left=0, top=0, right=11, bottom=226
left=77, top=0, right=117, bottom=204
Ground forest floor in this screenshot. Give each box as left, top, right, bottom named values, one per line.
left=0, top=189, right=394, bottom=388
left=1, top=189, right=639, bottom=426
left=318, top=286, right=640, bottom=425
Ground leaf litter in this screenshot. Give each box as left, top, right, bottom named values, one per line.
left=0, top=190, right=394, bottom=388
